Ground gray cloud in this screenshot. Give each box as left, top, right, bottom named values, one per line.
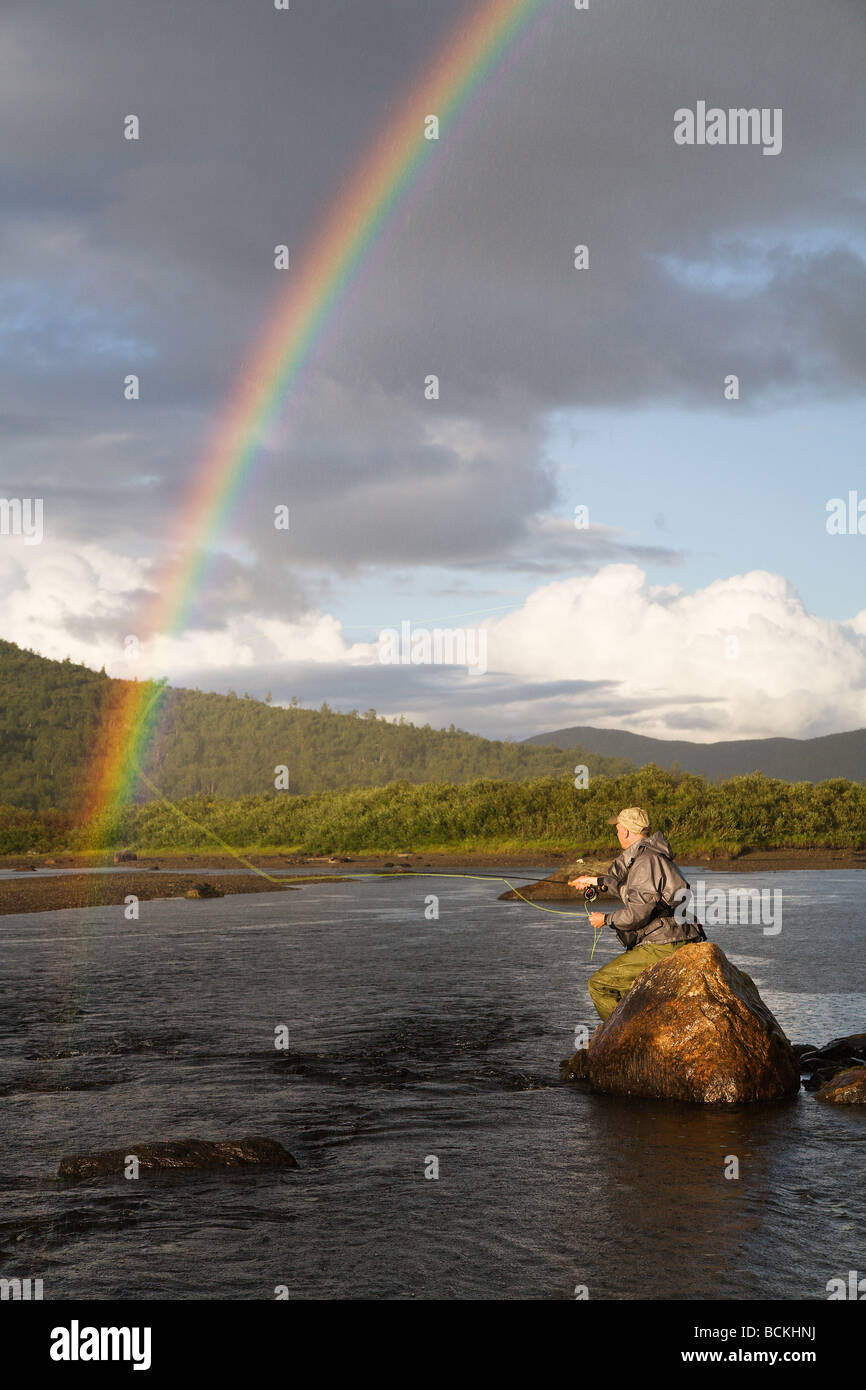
left=2, top=0, right=864, bottom=735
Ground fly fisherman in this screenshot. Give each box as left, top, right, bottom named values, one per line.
left=570, top=806, right=706, bottom=1022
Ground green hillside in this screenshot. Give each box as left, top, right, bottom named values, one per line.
left=0, top=639, right=631, bottom=812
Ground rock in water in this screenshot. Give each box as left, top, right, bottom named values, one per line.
left=807, top=1031, right=866, bottom=1062
left=797, top=1032, right=866, bottom=1089
left=815, top=1066, right=866, bottom=1104
left=184, top=881, right=224, bottom=898
left=587, top=942, right=799, bottom=1104
left=559, top=1048, right=590, bottom=1081
left=499, top=856, right=617, bottom=902
left=58, top=1135, right=298, bottom=1178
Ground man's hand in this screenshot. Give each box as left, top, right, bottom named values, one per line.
left=588, top=911, right=605, bottom=930
left=569, top=875, right=598, bottom=891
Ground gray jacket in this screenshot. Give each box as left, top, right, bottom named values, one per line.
left=600, top=831, right=706, bottom=951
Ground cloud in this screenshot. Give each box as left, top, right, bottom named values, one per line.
left=0, top=0, right=863, bottom=572
left=1, top=0, right=864, bottom=742
left=485, top=565, right=866, bottom=739
left=6, top=534, right=866, bottom=743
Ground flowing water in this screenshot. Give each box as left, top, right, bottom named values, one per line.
left=1, top=868, right=863, bottom=1300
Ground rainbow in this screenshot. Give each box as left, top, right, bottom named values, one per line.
left=86, top=0, right=551, bottom=830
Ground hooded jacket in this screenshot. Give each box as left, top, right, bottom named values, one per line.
left=600, top=830, right=706, bottom=951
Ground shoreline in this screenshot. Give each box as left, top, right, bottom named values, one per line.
left=2, top=845, right=866, bottom=917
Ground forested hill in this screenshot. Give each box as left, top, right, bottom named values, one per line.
left=524, top=723, right=866, bottom=783
left=0, top=640, right=632, bottom=812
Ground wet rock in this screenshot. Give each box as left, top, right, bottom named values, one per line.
left=184, top=882, right=224, bottom=899
left=801, top=1033, right=866, bottom=1065
left=113, top=850, right=137, bottom=864
left=499, top=855, right=617, bottom=902
left=815, top=1066, right=866, bottom=1104
left=802, top=1067, right=845, bottom=1091
left=797, top=1033, right=866, bottom=1089
left=58, top=1135, right=298, bottom=1178
left=586, top=942, right=800, bottom=1104
left=559, top=1048, right=590, bottom=1082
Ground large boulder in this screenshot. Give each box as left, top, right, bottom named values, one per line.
left=499, top=855, right=617, bottom=902
left=58, top=1135, right=297, bottom=1178
left=815, top=1066, right=866, bottom=1104
left=586, top=942, right=800, bottom=1104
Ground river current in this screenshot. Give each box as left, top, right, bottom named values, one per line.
left=1, top=867, right=863, bottom=1300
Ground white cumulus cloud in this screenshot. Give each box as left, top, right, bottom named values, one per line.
left=4, top=540, right=866, bottom=742
left=485, top=565, right=866, bottom=740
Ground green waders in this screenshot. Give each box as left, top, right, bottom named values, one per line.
left=588, top=941, right=689, bottom=1022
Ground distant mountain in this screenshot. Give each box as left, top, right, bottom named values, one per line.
left=0, top=640, right=632, bottom=812
left=523, top=724, right=866, bottom=783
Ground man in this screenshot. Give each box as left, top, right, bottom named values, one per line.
left=570, top=806, right=705, bottom=1023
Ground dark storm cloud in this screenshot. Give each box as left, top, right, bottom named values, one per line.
left=2, top=0, right=864, bottom=598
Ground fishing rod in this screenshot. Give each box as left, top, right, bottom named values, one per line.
left=375, top=868, right=548, bottom=882
left=123, top=763, right=608, bottom=945
left=111, top=675, right=612, bottom=945
left=362, top=870, right=609, bottom=953
left=327, top=866, right=609, bottom=939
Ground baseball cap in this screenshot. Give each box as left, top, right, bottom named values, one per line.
left=607, top=806, right=651, bottom=836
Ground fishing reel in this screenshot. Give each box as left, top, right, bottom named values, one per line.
left=583, top=884, right=601, bottom=903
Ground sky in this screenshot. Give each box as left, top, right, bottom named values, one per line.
left=1, top=0, right=865, bottom=743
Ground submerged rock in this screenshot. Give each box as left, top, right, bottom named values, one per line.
left=815, top=1066, right=866, bottom=1104
left=586, top=942, right=800, bottom=1104
left=184, top=882, right=224, bottom=899
left=499, top=855, right=617, bottom=902
left=58, top=1135, right=298, bottom=1178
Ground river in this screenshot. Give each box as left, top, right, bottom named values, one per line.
left=1, top=867, right=863, bottom=1299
